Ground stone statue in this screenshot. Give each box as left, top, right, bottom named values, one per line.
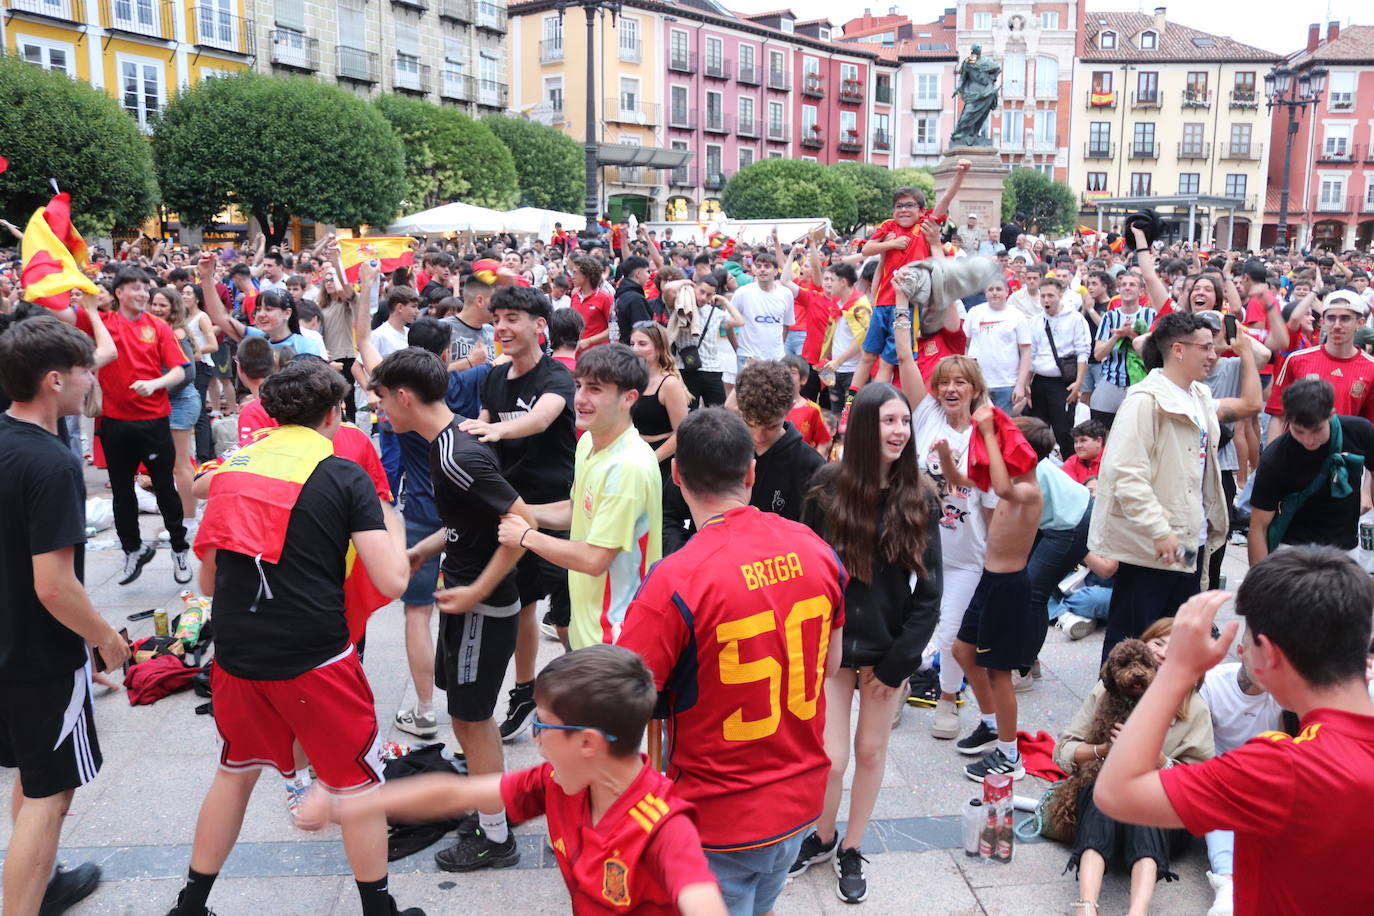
left=950, top=45, right=1000, bottom=148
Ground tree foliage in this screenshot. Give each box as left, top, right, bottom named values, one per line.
left=890, top=168, right=937, bottom=206
left=721, top=160, right=858, bottom=231
left=828, top=161, right=897, bottom=234
left=482, top=115, right=585, bottom=213
left=0, top=54, right=159, bottom=237
left=375, top=95, right=517, bottom=212
left=153, top=73, right=406, bottom=244
left=1001, top=167, right=1078, bottom=235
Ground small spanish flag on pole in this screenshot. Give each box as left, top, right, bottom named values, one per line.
left=21, top=191, right=97, bottom=309
left=337, top=236, right=415, bottom=283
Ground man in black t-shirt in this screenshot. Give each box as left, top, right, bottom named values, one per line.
left=167, top=361, right=418, bottom=916
left=0, top=316, right=130, bottom=916
left=371, top=347, right=540, bottom=872
left=459, top=286, right=576, bottom=741
left=1249, top=378, right=1374, bottom=564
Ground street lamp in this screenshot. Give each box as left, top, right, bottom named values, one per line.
left=555, top=0, right=622, bottom=237
left=1265, top=64, right=1328, bottom=250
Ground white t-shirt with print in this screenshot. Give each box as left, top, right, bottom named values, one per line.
left=913, top=397, right=999, bottom=572
left=963, top=303, right=1031, bottom=388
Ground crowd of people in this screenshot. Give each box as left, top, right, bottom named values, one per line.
left=3, top=187, right=1374, bottom=916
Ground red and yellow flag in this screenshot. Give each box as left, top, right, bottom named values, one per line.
left=337, top=236, right=414, bottom=283
left=21, top=192, right=97, bottom=309
left=1089, top=90, right=1116, bottom=107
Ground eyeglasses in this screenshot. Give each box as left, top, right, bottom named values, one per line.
left=893, top=202, right=922, bottom=210
left=1177, top=341, right=1217, bottom=352
left=531, top=712, right=618, bottom=742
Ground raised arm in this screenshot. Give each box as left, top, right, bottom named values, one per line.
left=197, top=254, right=246, bottom=341
left=930, top=158, right=972, bottom=218
left=892, top=285, right=928, bottom=406
left=1133, top=228, right=1169, bottom=311
left=77, top=291, right=119, bottom=368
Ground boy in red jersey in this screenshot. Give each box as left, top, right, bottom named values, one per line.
left=617, top=408, right=847, bottom=916
left=301, top=645, right=727, bottom=916
left=1098, top=547, right=1374, bottom=916
left=1265, top=291, right=1374, bottom=434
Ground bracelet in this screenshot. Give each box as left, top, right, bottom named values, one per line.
left=519, top=528, right=530, bottom=548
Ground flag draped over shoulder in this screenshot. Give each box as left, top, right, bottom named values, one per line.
left=21, top=192, right=97, bottom=309
left=967, top=407, right=1039, bottom=492
left=337, top=236, right=414, bottom=283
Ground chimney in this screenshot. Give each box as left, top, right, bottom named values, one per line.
left=889, top=5, right=898, bottom=14
left=1308, top=22, right=1321, bottom=53
left=1328, top=21, right=1340, bottom=43
left=1153, top=6, right=1166, bottom=32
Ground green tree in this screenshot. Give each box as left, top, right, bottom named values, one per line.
left=153, top=72, right=405, bottom=245
left=721, top=159, right=857, bottom=231
left=0, top=54, right=158, bottom=236
left=1002, top=167, right=1078, bottom=235
left=890, top=168, right=937, bottom=206
left=481, top=115, right=585, bottom=213
left=827, top=161, right=895, bottom=234
left=375, top=95, right=517, bottom=212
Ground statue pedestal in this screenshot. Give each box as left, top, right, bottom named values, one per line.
left=934, top=147, right=1005, bottom=234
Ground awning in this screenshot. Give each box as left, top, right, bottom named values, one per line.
left=596, top=143, right=694, bottom=169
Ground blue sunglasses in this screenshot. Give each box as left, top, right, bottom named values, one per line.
left=531, top=712, right=618, bottom=742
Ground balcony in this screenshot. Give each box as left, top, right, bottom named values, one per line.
left=875, top=83, right=892, bottom=105
left=439, top=0, right=472, bottom=22
left=872, top=129, right=891, bottom=152
left=336, top=46, right=379, bottom=84
left=703, top=170, right=731, bottom=191
left=1177, top=141, right=1211, bottom=161
left=1002, top=81, right=1025, bottom=100
left=100, top=0, right=173, bottom=40
left=838, top=131, right=863, bottom=153
left=1318, top=144, right=1361, bottom=164
left=669, top=166, right=697, bottom=188
left=1033, top=82, right=1057, bottom=100
left=766, top=121, right=788, bottom=142
left=619, top=39, right=641, bottom=63
left=911, top=139, right=940, bottom=157
left=912, top=93, right=942, bottom=111
left=767, top=70, right=790, bottom=92
left=667, top=108, right=696, bottom=130
left=1220, top=142, right=1263, bottom=161
left=440, top=70, right=473, bottom=102
left=1128, top=142, right=1160, bottom=160
left=703, top=112, right=731, bottom=134
left=1314, top=194, right=1355, bottom=214
left=1229, top=89, right=1258, bottom=110
left=1084, top=142, right=1115, bottom=159
left=1361, top=195, right=1374, bottom=215
left=1182, top=88, right=1212, bottom=109
left=604, top=99, right=659, bottom=125
left=737, top=63, right=760, bottom=85
left=392, top=60, right=431, bottom=95
left=391, top=0, right=427, bottom=9
left=1028, top=137, right=1057, bottom=153
left=1086, top=89, right=1117, bottom=109
left=478, top=79, right=508, bottom=108
left=801, top=128, right=824, bottom=149
left=1131, top=91, right=1161, bottom=109
left=736, top=116, right=759, bottom=138
left=190, top=5, right=254, bottom=56
left=801, top=73, right=824, bottom=98
left=1081, top=190, right=1113, bottom=206
left=839, top=79, right=863, bottom=104
left=704, top=57, right=731, bottom=80
left=669, top=51, right=696, bottom=74
left=269, top=29, right=319, bottom=72
left=1328, top=92, right=1355, bottom=112
left=540, top=39, right=562, bottom=63
left=475, top=1, right=505, bottom=32
left=5, top=0, right=84, bottom=24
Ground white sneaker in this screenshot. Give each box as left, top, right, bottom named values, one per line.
left=931, top=698, right=960, bottom=739
left=1057, top=611, right=1094, bottom=640
left=538, top=621, right=560, bottom=641
left=1011, top=669, right=1035, bottom=693
left=1206, top=872, right=1233, bottom=916
left=394, top=708, right=438, bottom=740
left=172, top=550, right=193, bottom=585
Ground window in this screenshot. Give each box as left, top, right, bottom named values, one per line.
left=1089, top=121, right=1111, bottom=154
left=803, top=56, right=820, bottom=77
left=16, top=36, right=75, bottom=77
left=1225, top=174, right=1247, bottom=199
left=739, top=95, right=754, bottom=126
left=396, top=20, right=419, bottom=58
left=544, top=77, right=564, bottom=114
left=769, top=50, right=785, bottom=81
left=275, top=0, right=305, bottom=32
left=780, top=19, right=793, bottom=33
left=542, top=16, right=562, bottom=50
left=670, top=30, right=689, bottom=69
left=1002, top=108, right=1024, bottom=148
left=1033, top=109, right=1055, bottom=147
left=1040, top=11, right=1059, bottom=29
left=705, top=90, right=723, bottom=129
left=1092, top=71, right=1113, bottom=93
left=1099, top=30, right=1116, bottom=49
left=802, top=104, right=817, bottom=133
left=338, top=2, right=366, bottom=52
left=1185, top=71, right=1209, bottom=105
left=739, top=147, right=755, bottom=170
left=840, top=62, right=858, bottom=83
left=1139, top=29, right=1157, bottom=49
left=768, top=151, right=783, bottom=159
left=740, top=44, right=755, bottom=77
left=1137, top=71, right=1158, bottom=101
left=705, top=36, right=723, bottom=73
left=1365, top=177, right=1374, bottom=209
left=1129, top=172, right=1152, bottom=195
left=619, top=77, right=639, bottom=116
left=839, top=110, right=857, bottom=136
left=873, top=112, right=890, bottom=145
left=973, top=11, right=992, bottom=29
left=875, top=73, right=892, bottom=103
left=1328, top=72, right=1355, bottom=111
left=706, top=145, right=723, bottom=179
left=619, top=17, right=640, bottom=62
left=1181, top=123, right=1205, bottom=155
left=1324, top=125, right=1352, bottom=159
left=916, top=72, right=940, bottom=104
left=818, top=27, right=831, bottom=41
left=1320, top=176, right=1346, bottom=208
left=1003, top=53, right=1025, bottom=97
left=1179, top=173, right=1200, bottom=195
left=768, top=100, right=785, bottom=137
left=445, top=37, right=467, bottom=68
left=1086, top=171, right=1108, bottom=192
left=197, top=0, right=234, bottom=49
left=914, top=115, right=939, bottom=148
left=670, top=85, right=689, bottom=125
left=1230, top=123, right=1252, bottom=155
left=1034, top=55, right=1057, bottom=97
left=117, top=54, right=163, bottom=131
left=1133, top=122, right=1156, bottom=155
left=1234, top=72, right=1256, bottom=93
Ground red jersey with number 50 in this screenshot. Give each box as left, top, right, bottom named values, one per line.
left=617, top=506, right=847, bottom=851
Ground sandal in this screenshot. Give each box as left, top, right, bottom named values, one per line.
left=1072, top=902, right=1100, bottom=914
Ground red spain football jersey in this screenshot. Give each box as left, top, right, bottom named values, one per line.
left=617, top=506, right=847, bottom=851
left=868, top=218, right=937, bottom=307
left=75, top=308, right=189, bottom=421
left=1264, top=345, right=1374, bottom=420
left=502, top=759, right=717, bottom=915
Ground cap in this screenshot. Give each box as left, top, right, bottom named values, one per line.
left=1322, top=290, right=1368, bottom=317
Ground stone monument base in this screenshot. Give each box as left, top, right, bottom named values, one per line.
left=933, top=146, right=1005, bottom=234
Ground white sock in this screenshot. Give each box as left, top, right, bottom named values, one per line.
left=286, top=771, right=311, bottom=789
left=416, top=701, right=433, bottom=717
left=479, top=810, right=508, bottom=843
left=981, top=714, right=996, bottom=729
left=997, top=739, right=1020, bottom=761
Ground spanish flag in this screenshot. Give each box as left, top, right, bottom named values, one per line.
left=1089, top=90, right=1116, bottom=107
left=194, top=425, right=394, bottom=644
left=337, top=236, right=415, bottom=284
left=21, top=192, right=97, bottom=309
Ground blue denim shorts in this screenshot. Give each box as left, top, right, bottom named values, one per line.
left=705, top=831, right=806, bottom=916
left=402, top=513, right=442, bottom=606
left=168, top=384, right=202, bottom=431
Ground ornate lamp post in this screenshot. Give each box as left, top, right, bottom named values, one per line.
left=555, top=0, right=621, bottom=236
left=1264, top=64, right=1327, bottom=250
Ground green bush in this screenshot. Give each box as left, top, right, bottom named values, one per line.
left=721, top=159, right=858, bottom=230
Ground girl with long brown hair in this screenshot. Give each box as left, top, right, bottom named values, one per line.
left=629, top=322, right=692, bottom=552
left=789, top=382, right=943, bottom=903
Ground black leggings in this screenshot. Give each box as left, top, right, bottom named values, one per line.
left=100, top=416, right=188, bottom=554
left=337, top=357, right=357, bottom=423
left=193, top=362, right=214, bottom=462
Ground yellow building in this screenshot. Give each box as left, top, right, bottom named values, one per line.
left=1068, top=9, right=1280, bottom=248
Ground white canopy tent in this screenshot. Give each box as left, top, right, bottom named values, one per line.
left=504, top=207, right=587, bottom=237
left=639, top=217, right=833, bottom=246
left=385, top=201, right=511, bottom=235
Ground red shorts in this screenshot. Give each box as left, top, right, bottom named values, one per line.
left=212, top=647, right=384, bottom=794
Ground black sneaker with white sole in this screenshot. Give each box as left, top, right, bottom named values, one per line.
left=963, top=748, right=1026, bottom=783
left=499, top=681, right=536, bottom=742
left=119, top=543, right=156, bottom=585
left=955, top=720, right=999, bottom=756
left=39, top=862, right=101, bottom=916
left=787, top=829, right=838, bottom=877
left=434, top=828, right=520, bottom=872
left=834, top=846, right=869, bottom=904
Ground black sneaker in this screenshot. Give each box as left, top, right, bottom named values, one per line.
left=906, top=669, right=940, bottom=707
left=833, top=846, right=869, bottom=904
left=963, top=748, right=1027, bottom=783
left=118, top=542, right=156, bottom=585
left=39, top=863, right=100, bottom=915
left=499, top=682, right=536, bottom=742
left=434, top=828, right=520, bottom=872
left=787, top=829, right=837, bottom=877
left=956, top=721, right=999, bottom=756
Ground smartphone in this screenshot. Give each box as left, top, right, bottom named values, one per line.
left=93, top=627, right=131, bottom=675
left=127, top=609, right=155, bottom=621
left=1223, top=314, right=1238, bottom=343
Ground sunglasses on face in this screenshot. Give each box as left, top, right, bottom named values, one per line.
left=531, top=712, right=618, bottom=742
